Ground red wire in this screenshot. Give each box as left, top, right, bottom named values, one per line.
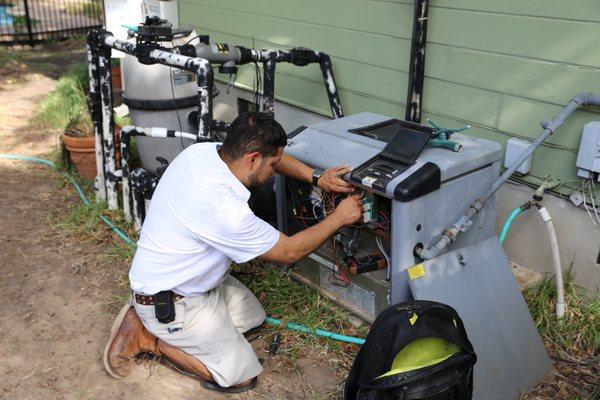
left=298, top=206, right=309, bottom=228
left=377, top=210, right=390, bottom=227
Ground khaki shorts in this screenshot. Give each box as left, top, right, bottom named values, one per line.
left=133, top=275, right=266, bottom=387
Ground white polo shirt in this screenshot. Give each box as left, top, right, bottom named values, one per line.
left=129, top=143, right=280, bottom=296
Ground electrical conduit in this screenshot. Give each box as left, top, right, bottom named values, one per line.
left=0, top=154, right=365, bottom=344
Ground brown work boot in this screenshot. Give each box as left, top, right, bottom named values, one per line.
left=156, top=339, right=214, bottom=381
left=157, top=340, right=257, bottom=393
left=103, top=302, right=160, bottom=378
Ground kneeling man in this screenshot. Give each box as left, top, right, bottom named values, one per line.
left=103, top=112, right=362, bottom=392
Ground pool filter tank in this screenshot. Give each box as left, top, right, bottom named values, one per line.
left=121, top=30, right=200, bottom=172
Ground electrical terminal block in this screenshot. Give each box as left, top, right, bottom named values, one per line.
left=362, top=195, right=375, bottom=223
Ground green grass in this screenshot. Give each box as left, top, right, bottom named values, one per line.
left=232, top=262, right=366, bottom=365
left=65, top=1, right=103, bottom=19
left=54, top=170, right=137, bottom=247
left=522, top=270, right=600, bottom=399
left=35, top=63, right=91, bottom=134
left=523, top=269, right=599, bottom=357
left=58, top=199, right=136, bottom=246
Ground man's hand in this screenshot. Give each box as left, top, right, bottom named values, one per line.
left=260, top=194, right=363, bottom=265
left=318, top=165, right=354, bottom=193
left=331, top=195, right=363, bottom=226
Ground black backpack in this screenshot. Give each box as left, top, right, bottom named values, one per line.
left=344, top=301, right=476, bottom=400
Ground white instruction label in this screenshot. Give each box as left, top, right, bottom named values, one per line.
left=171, top=70, right=194, bottom=86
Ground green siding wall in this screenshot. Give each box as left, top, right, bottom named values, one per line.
left=180, top=0, right=600, bottom=194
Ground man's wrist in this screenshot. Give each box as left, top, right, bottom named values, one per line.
left=327, top=210, right=344, bottom=228
left=312, top=168, right=324, bottom=187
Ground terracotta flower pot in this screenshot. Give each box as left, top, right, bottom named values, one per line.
left=62, top=134, right=96, bottom=179
left=61, top=128, right=121, bottom=180
left=112, top=65, right=123, bottom=106
left=111, top=65, right=122, bottom=91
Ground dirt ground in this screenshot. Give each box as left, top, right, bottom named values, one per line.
left=0, top=43, right=342, bottom=399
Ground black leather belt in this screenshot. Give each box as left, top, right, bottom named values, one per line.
left=134, top=291, right=184, bottom=306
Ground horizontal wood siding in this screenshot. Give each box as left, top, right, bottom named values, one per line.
left=179, top=0, right=600, bottom=193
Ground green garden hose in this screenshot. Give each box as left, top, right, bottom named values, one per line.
left=499, top=206, right=523, bottom=245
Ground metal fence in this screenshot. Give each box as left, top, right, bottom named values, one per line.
left=0, top=0, right=103, bottom=45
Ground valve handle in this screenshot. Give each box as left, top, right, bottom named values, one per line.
left=426, top=118, right=471, bottom=139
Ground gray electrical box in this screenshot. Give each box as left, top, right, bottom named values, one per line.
left=276, top=112, right=502, bottom=320
left=576, top=121, right=600, bottom=179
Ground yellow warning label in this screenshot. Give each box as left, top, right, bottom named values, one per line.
left=409, top=313, right=418, bottom=325
left=407, top=263, right=426, bottom=280
left=215, top=42, right=230, bottom=53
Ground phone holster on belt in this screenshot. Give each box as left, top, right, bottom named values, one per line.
left=154, top=290, right=175, bottom=324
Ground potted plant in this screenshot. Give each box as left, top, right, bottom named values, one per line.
left=37, top=64, right=121, bottom=179
left=61, top=113, right=97, bottom=179
left=62, top=86, right=127, bottom=181
left=61, top=103, right=124, bottom=179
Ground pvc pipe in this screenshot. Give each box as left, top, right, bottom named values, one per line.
left=418, top=92, right=600, bottom=260
left=538, top=207, right=565, bottom=319
left=317, top=53, right=344, bottom=118
left=499, top=207, right=523, bottom=245
left=1, top=153, right=364, bottom=344
left=264, top=317, right=365, bottom=346
left=86, top=32, right=106, bottom=203
left=97, top=49, right=119, bottom=210
left=376, top=236, right=391, bottom=281
left=100, top=32, right=215, bottom=140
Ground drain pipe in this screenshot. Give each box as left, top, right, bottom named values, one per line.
left=417, top=92, right=600, bottom=260
left=538, top=205, right=565, bottom=318
left=405, top=0, right=430, bottom=123
left=97, top=37, right=119, bottom=210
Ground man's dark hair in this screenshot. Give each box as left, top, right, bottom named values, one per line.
left=221, top=112, right=287, bottom=161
